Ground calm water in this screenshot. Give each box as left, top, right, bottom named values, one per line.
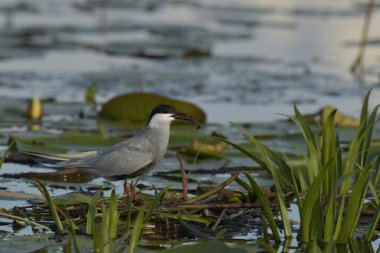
left=0, top=0, right=380, bottom=252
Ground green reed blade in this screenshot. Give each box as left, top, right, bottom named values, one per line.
left=0, top=139, right=15, bottom=170
left=243, top=173, right=281, bottom=241
left=86, top=191, right=100, bottom=235
left=33, top=179, right=64, bottom=232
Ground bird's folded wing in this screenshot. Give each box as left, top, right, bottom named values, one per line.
left=87, top=143, right=156, bottom=177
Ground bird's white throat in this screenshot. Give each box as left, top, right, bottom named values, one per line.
left=147, top=113, right=175, bottom=129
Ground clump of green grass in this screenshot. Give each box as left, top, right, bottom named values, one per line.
left=41, top=184, right=168, bottom=253
left=228, top=90, right=380, bottom=244
left=4, top=90, right=380, bottom=249
left=91, top=190, right=119, bottom=253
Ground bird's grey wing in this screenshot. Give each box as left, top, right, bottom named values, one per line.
left=84, top=135, right=157, bottom=178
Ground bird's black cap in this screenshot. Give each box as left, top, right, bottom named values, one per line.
left=147, top=104, right=201, bottom=129
left=147, top=104, right=177, bottom=124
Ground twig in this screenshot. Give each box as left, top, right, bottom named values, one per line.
left=212, top=209, right=226, bottom=231
left=351, top=0, right=375, bottom=83
left=176, top=153, right=188, bottom=201
left=162, top=201, right=279, bottom=211
left=0, top=210, right=50, bottom=231
left=178, top=220, right=214, bottom=239
left=0, top=191, right=44, bottom=200
left=184, top=173, right=239, bottom=204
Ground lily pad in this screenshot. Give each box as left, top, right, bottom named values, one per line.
left=54, top=192, right=94, bottom=206
left=0, top=233, right=63, bottom=253
left=302, top=106, right=360, bottom=127
left=192, top=139, right=229, bottom=154
left=162, top=241, right=251, bottom=253
left=99, top=92, right=206, bottom=125
left=13, top=131, right=123, bottom=154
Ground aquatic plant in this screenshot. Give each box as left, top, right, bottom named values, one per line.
left=229, top=90, right=380, bottom=244
left=3, top=91, right=380, bottom=250
left=0, top=139, right=14, bottom=170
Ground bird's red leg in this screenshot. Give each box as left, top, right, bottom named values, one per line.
left=123, top=179, right=131, bottom=198
left=123, top=179, right=139, bottom=201
left=130, top=180, right=139, bottom=201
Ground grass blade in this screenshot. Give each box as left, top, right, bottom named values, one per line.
left=0, top=139, right=15, bottom=170
left=324, top=191, right=336, bottom=241
left=235, top=177, right=255, bottom=202
left=367, top=203, right=380, bottom=241
left=127, top=204, right=146, bottom=253
left=143, top=186, right=169, bottom=224
left=101, top=204, right=110, bottom=253
left=300, top=160, right=332, bottom=242
left=33, top=179, right=64, bottom=232
left=333, top=191, right=347, bottom=240
left=222, top=139, right=267, bottom=170
left=261, top=152, right=292, bottom=238
left=291, top=106, right=318, bottom=148
left=336, top=166, right=372, bottom=244
left=228, top=123, right=293, bottom=238
left=67, top=217, right=81, bottom=253
left=109, top=190, right=119, bottom=239
left=243, top=173, right=281, bottom=241
left=185, top=173, right=239, bottom=204
left=86, top=191, right=100, bottom=235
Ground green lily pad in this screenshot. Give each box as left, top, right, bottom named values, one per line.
left=99, top=92, right=206, bottom=125
left=0, top=233, right=63, bottom=253
left=13, top=131, right=123, bottom=153
left=162, top=241, right=251, bottom=253
left=169, top=127, right=211, bottom=148
left=15, top=138, right=68, bottom=154
left=54, top=192, right=94, bottom=206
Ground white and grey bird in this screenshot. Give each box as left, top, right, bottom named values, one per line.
left=25, top=104, right=200, bottom=185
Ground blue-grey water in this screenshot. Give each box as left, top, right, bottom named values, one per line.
left=0, top=0, right=380, bottom=252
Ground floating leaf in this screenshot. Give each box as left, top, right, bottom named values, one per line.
left=320, top=106, right=359, bottom=127
left=0, top=234, right=58, bottom=251
left=99, top=92, right=206, bottom=125
left=302, top=106, right=359, bottom=127
left=53, top=192, right=94, bottom=206
left=162, top=241, right=250, bottom=253
left=169, top=127, right=210, bottom=147
left=13, top=131, right=123, bottom=154
left=192, top=139, right=229, bottom=154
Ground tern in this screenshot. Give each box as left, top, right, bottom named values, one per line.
left=25, top=104, right=200, bottom=194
